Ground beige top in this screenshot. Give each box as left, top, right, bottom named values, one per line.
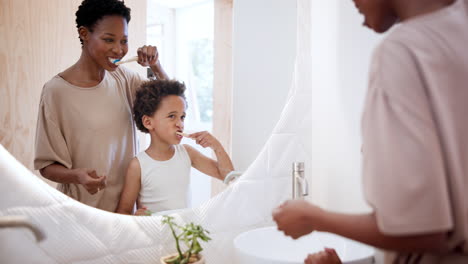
left=34, top=66, right=146, bottom=212
left=362, top=0, right=468, bottom=262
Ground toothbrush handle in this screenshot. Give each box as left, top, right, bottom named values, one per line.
left=115, top=56, right=138, bottom=65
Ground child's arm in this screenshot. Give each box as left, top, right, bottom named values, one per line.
left=184, top=131, right=234, bottom=181
left=115, top=158, right=142, bottom=215
left=273, top=200, right=449, bottom=253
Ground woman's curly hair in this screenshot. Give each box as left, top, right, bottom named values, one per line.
left=133, top=80, right=187, bottom=133
left=75, top=0, right=131, bottom=45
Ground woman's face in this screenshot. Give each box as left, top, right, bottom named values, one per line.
left=352, top=0, right=398, bottom=33
left=80, top=15, right=129, bottom=71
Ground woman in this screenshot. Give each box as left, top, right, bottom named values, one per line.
left=274, top=0, right=468, bottom=263
left=34, top=0, right=168, bottom=212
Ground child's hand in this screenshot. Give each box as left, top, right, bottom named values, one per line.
left=305, top=248, right=342, bottom=264
left=273, top=200, right=322, bottom=239
left=188, top=131, right=222, bottom=151
left=135, top=207, right=152, bottom=216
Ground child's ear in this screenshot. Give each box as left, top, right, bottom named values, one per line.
left=142, top=115, right=153, bottom=131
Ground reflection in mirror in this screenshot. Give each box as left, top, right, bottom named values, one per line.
left=115, top=79, right=234, bottom=216
left=1, top=0, right=306, bottom=263
left=147, top=0, right=215, bottom=209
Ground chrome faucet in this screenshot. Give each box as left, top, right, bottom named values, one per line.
left=292, top=162, right=308, bottom=199
left=0, top=215, right=46, bottom=242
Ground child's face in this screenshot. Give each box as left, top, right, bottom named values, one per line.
left=352, top=0, right=398, bottom=33
left=148, top=95, right=186, bottom=145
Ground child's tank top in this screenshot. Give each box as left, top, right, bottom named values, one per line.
left=137, top=144, right=191, bottom=213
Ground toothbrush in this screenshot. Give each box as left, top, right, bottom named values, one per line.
left=113, top=56, right=138, bottom=65
left=176, top=132, right=190, bottom=137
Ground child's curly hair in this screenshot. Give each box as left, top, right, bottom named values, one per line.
left=133, top=80, right=187, bottom=133
left=75, top=0, right=131, bottom=45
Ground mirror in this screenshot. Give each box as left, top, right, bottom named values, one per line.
left=1, top=0, right=314, bottom=262
left=0, top=0, right=297, bottom=216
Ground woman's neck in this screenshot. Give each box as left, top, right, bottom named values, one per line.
left=74, top=51, right=106, bottom=82
left=60, top=50, right=106, bottom=87
left=393, top=0, right=455, bottom=21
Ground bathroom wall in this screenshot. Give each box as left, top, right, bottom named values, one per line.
left=230, top=0, right=379, bottom=213
left=228, top=0, right=382, bottom=213
left=306, top=0, right=383, bottom=213
left=0, top=0, right=147, bottom=179
left=328, top=0, right=383, bottom=211
left=231, top=0, right=297, bottom=172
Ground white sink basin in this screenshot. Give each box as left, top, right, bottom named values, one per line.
left=234, top=226, right=374, bottom=264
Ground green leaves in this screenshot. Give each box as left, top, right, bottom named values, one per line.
left=161, top=215, right=212, bottom=263
left=145, top=210, right=153, bottom=216
left=162, top=215, right=175, bottom=225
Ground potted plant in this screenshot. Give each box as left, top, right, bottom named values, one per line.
left=161, top=215, right=211, bottom=264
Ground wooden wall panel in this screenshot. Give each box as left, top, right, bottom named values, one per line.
left=212, top=0, right=233, bottom=196
left=0, top=0, right=146, bottom=181
left=0, top=0, right=82, bottom=174
left=123, top=0, right=148, bottom=75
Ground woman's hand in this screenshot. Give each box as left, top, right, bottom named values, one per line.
left=136, top=45, right=169, bottom=80
left=137, top=45, right=160, bottom=67
left=304, top=248, right=342, bottom=264
left=75, top=168, right=106, bottom=195
left=188, top=131, right=223, bottom=151
left=272, top=200, right=324, bottom=239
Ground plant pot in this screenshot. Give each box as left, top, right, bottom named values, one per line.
left=160, top=253, right=205, bottom=264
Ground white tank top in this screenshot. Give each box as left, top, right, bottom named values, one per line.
left=137, top=144, right=191, bottom=213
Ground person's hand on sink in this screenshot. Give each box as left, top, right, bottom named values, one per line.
left=272, top=200, right=323, bottom=239
left=304, top=248, right=342, bottom=264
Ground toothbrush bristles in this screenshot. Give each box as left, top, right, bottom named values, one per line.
left=114, top=56, right=138, bottom=66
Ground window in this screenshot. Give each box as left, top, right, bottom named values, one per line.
left=147, top=0, right=214, bottom=207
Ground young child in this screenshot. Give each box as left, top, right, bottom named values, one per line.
left=116, top=80, right=234, bottom=215
left=274, top=0, right=468, bottom=263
